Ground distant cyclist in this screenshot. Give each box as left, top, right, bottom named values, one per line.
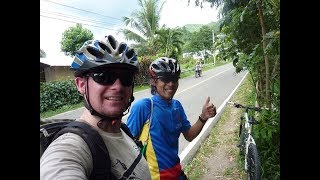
left=195, top=61, right=202, bottom=77
left=126, top=57, right=217, bottom=179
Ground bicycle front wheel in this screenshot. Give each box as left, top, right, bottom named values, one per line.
left=238, top=122, right=246, bottom=154
left=247, top=143, right=261, bottom=180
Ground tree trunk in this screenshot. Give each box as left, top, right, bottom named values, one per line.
left=256, top=0, right=271, bottom=109
left=271, top=57, right=280, bottom=78
left=257, top=64, right=264, bottom=106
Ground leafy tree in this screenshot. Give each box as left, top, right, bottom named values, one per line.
left=184, top=25, right=215, bottom=62
left=178, top=27, right=193, bottom=52
left=60, top=23, right=94, bottom=57
left=190, top=0, right=280, bottom=179
left=192, top=26, right=213, bottom=53
left=193, top=0, right=279, bottom=109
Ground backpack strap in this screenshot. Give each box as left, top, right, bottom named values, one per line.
left=121, top=122, right=134, bottom=139
left=119, top=123, right=144, bottom=179
left=40, top=121, right=71, bottom=157
left=122, top=153, right=142, bottom=179
left=54, top=121, right=116, bottom=180
left=121, top=123, right=143, bottom=149
left=140, top=97, right=153, bottom=157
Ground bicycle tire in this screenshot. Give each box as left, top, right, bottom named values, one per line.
left=247, top=143, right=261, bottom=180
left=238, top=121, right=243, bottom=137
left=238, top=122, right=246, bottom=154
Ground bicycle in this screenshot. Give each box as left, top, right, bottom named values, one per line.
left=194, top=68, right=201, bottom=78
left=227, top=101, right=263, bottom=180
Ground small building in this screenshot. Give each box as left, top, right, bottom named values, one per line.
left=40, top=54, right=74, bottom=83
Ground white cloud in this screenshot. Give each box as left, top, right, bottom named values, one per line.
left=160, top=0, right=219, bottom=28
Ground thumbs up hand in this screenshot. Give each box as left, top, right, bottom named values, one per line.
left=200, top=97, right=217, bottom=122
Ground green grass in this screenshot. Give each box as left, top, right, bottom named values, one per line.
left=40, top=61, right=229, bottom=119
left=40, top=103, right=84, bottom=119
left=133, top=84, right=150, bottom=92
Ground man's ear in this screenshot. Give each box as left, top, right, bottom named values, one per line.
left=149, top=78, right=156, bottom=86
left=75, top=77, right=86, bottom=95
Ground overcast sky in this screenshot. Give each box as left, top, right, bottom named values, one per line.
left=40, top=0, right=220, bottom=64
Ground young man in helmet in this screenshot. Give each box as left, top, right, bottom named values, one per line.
left=126, top=57, right=217, bottom=180
left=40, top=35, right=151, bottom=180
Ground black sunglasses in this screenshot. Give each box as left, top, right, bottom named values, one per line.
left=158, top=76, right=180, bottom=83
left=88, top=71, right=134, bottom=87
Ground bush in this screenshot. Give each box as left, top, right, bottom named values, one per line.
left=40, top=79, right=82, bottom=113
left=135, top=55, right=158, bottom=86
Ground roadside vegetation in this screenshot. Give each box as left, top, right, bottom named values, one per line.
left=184, top=75, right=280, bottom=179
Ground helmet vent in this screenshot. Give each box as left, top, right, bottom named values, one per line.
left=87, top=47, right=103, bottom=59
left=152, top=64, right=160, bottom=70
left=160, top=62, right=167, bottom=69
left=126, top=49, right=134, bottom=59
left=107, top=35, right=117, bottom=50
left=99, top=42, right=111, bottom=54
left=118, top=43, right=127, bottom=54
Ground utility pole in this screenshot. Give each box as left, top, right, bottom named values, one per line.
left=212, top=30, right=216, bottom=65
left=212, top=30, right=215, bottom=42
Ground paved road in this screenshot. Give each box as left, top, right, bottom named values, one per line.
left=43, top=62, right=248, bottom=165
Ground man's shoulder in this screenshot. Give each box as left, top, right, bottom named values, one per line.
left=43, top=132, right=90, bottom=159
left=54, top=132, right=89, bottom=147
left=172, top=99, right=183, bottom=107
left=134, top=97, right=152, bottom=106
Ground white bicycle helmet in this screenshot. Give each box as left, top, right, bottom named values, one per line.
left=71, top=35, right=139, bottom=77
left=149, top=57, right=181, bottom=78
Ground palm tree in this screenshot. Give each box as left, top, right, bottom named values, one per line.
left=155, top=27, right=184, bottom=59
left=120, top=0, right=164, bottom=55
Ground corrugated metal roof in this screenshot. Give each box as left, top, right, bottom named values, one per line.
left=40, top=54, right=73, bottom=66
left=40, top=49, right=46, bottom=58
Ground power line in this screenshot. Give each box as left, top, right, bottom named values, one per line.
left=42, top=0, right=122, bottom=21
left=40, top=15, right=119, bottom=31
left=40, top=9, right=119, bottom=26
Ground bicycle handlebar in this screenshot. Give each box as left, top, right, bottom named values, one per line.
left=227, top=101, right=262, bottom=112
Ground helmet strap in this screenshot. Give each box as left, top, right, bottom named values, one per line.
left=83, top=77, right=123, bottom=123
left=83, top=77, right=135, bottom=123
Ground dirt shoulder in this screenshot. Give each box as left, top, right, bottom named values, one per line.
left=200, top=105, right=244, bottom=179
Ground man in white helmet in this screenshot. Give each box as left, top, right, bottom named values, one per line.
left=40, top=35, right=151, bottom=180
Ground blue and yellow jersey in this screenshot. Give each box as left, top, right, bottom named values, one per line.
left=127, top=94, right=191, bottom=180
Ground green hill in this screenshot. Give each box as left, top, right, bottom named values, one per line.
left=182, top=21, right=218, bottom=32
left=182, top=24, right=203, bottom=32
